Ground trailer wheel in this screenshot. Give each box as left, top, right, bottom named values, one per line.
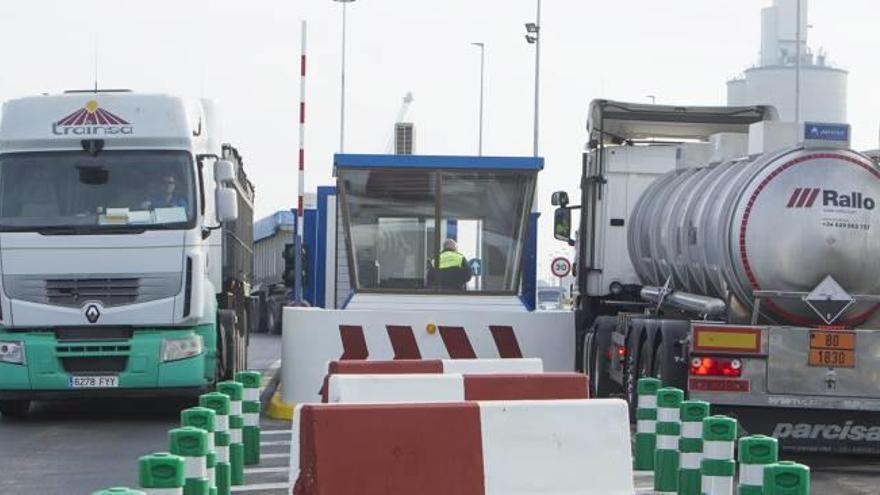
left=266, top=302, right=279, bottom=335
left=238, top=309, right=250, bottom=371
left=624, top=337, right=654, bottom=419
left=0, top=400, right=30, bottom=419
left=653, top=336, right=687, bottom=390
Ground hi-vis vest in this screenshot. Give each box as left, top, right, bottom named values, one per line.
left=437, top=250, right=466, bottom=270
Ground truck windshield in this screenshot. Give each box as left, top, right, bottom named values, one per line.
left=0, top=150, right=195, bottom=232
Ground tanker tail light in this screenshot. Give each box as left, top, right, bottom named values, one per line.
left=690, top=356, right=742, bottom=378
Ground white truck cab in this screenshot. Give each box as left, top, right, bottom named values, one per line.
left=0, top=90, right=253, bottom=418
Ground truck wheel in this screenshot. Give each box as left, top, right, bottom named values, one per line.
left=653, top=336, right=687, bottom=390
left=586, top=320, right=620, bottom=398
left=218, top=309, right=238, bottom=380
left=0, top=400, right=30, bottom=419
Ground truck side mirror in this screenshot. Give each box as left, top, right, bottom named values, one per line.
left=551, top=191, right=569, bottom=207
left=216, top=187, right=239, bottom=222
left=214, top=160, right=235, bottom=185
left=554, top=207, right=572, bottom=243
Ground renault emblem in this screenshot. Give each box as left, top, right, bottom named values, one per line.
left=84, top=304, right=101, bottom=324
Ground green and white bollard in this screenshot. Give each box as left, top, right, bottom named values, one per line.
left=763, top=461, right=810, bottom=495
left=181, top=408, right=217, bottom=495
left=169, top=427, right=210, bottom=495
left=205, top=453, right=217, bottom=495
left=654, top=387, right=684, bottom=494
left=200, top=393, right=232, bottom=495
left=677, top=400, right=710, bottom=495
left=738, top=435, right=779, bottom=495
left=634, top=377, right=661, bottom=471
left=700, top=415, right=737, bottom=495
left=93, top=489, right=146, bottom=495
left=236, top=370, right=262, bottom=466
left=139, top=452, right=185, bottom=495
left=217, top=381, right=245, bottom=486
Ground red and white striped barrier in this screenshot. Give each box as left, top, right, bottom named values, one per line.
left=290, top=399, right=633, bottom=495
left=328, top=357, right=543, bottom=374
left=282, top=307, right=574, bottom=404
left=326, top=373, right=588, bottom=403
left=319, top=358, right=544, bottom=401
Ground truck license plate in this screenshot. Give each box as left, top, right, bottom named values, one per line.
left=808, top=330, right=855, bottom=368
left=69, top=376, right=119, bottom=388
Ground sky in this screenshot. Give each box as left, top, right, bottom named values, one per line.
left=0, top=0, right=878, bottom=281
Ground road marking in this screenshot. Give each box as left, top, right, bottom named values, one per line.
left=245, top=466, right=290, bottom=474
left=260, top=453, right=290, bottom=459
left=260, top=440, right=291, bottom=446
left=232, top=483, right=289, bottom=492
left=261, top=429, right=291, bottom=436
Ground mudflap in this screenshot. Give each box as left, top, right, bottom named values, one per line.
left=713, top=405, right=880, bottom=454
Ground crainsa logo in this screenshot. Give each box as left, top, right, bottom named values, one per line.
left=787, top=187, right=876, bottom=210
left=51, top=100, right=133, bottom=136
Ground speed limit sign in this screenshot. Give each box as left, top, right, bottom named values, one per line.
left=551, top=257, right=571, bottom=278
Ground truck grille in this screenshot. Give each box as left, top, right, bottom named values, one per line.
left=54, top=327, right=132, bottom=341
left=47, top=278, right=139, bottom=306
left=60, top=356, right=128, bottom=373
left=3, top=273, right=182, bottom=308
left=56, top=344, right=131, bottom=354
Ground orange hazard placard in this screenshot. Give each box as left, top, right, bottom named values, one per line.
left=809, top=330, right=855, bottom=350
left=808, top=349, right=855, bottom=368
left=808, top=330, right=856, bottom=368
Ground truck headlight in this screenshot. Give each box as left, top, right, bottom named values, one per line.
left=161, top=336, right=203, bottom=362
left=0, top=341, right=25, bottom=365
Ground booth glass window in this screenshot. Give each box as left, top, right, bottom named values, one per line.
left=339, top=167, right=535, bottom=293
left=342, top=169, right=436, bottom=290
left=440, top=171, right=534, bottom=292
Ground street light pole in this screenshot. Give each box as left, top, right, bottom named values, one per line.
left=795, top=0, right=801, bottom=124
left=334, top=0, right=356, bottom=153
left=524, top=0, right=542, bottom=157
left=472, top=42, right=485, bottom=156
left=532, top=0, right=541, bottom=158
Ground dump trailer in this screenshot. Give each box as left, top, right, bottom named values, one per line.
left=0, top=91, right=253, bottom=418
left=553, top=99, right=880, bottom=453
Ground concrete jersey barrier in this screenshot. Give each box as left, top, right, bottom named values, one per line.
left=290, top=399, right=634, bottom=495
left=326, top=372, right=588, bottom=403
left=282, top=307, right=573, bottom=404
left=319, top=358, right=544, bottom=401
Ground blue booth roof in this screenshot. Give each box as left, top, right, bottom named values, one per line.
left=334, top=154, right=544, bottom=171
left=253, top=210, right=294, bottom=243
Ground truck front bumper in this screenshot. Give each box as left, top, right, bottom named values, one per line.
left=0, top=325, right=216, bottom=398
left=0, top=386, right=209, bottom=401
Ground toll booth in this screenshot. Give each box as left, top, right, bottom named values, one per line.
left=333, top=154, right=541, bottom=310
left=280, top=154, right=575, bottom=406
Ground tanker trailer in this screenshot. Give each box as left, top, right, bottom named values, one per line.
left=552, top=100, right=880, bottom=453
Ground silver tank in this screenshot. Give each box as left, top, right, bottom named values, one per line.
left=628, top=146, right=880, bottom=325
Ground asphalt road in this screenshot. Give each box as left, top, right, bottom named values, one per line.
left=0, top=333, right=285, bottom=495
left=3, top=333, right=880, bottom=494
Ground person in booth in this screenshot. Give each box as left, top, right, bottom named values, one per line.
left=428, top=238, right=472, bottom=291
